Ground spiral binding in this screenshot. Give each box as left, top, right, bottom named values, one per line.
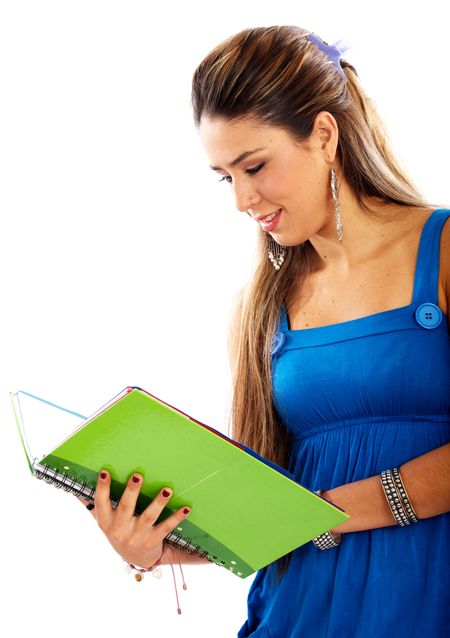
left=34, top=463, right=214, bottom=561
left=162, top=532, right=210, bottom=558
left=34, top=463, right=98, bottom=501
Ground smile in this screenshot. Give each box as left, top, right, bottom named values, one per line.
left=259, top=209, right=282, bottom=231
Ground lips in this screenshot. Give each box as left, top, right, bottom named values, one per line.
left=259, top=209, right=282, bottom=232
left=255, top=209, right=281, bottom=222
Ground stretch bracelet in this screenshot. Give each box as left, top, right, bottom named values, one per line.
left=312, top=490, right=342, bottom=550
left=123, top=541, right=187, bottom=615
left=380, top=469, right=410, bottom=526
left=391, top=467, right=418, bottom=523
left=380, top=468, right=418, bottom=526
left=124, top=540, right=168, bottom=581
left=312, top=530, right=342, bottom=550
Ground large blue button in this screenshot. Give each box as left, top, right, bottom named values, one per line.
left=271, top=330, right=285, bottom=356
left=414, top=303, right=443, bottom=329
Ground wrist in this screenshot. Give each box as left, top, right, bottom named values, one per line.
left=320, top=471, right=419, bottom=535
left=312, top=490, right=342, bottom=550
left=319, top=489, right=344, bottom=535
left=124, top=542, right=168, bottom=579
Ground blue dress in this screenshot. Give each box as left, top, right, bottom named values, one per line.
left=237, top=208, right=450, bottom=638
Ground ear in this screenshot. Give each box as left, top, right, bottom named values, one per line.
left=312, top=111, right=339, bottom=162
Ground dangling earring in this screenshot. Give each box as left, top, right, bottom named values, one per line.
left=267, top=235, right=286, bottom=271
left=330, top=168, right=343, bottom=243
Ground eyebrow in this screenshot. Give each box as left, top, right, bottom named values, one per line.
left=209, top=147, right=267, bottom=171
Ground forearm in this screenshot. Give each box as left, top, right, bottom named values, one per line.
left=322, top=442, right=450, bottom=535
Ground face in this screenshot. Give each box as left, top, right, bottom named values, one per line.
left=198, top=113, right=338, bottom=247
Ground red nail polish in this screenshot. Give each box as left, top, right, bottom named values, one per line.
left=132, top=475, right=141, bottom=484
left=100, top=471, right=107, bottom=480
left=183, top=507, right=191, bottom=515
left=162, top=489, right=171, bottom=498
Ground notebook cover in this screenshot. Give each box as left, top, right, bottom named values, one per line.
left=37, top=387, right=349, bottom=577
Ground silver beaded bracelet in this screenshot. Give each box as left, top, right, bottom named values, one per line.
left=380, top=467, right=418, bottom=526
left=312, top=490, right=342, bottom=550
left=391, top=467, right=418, bottom=523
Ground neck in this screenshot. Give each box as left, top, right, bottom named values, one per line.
left=308, top=181, right=412, bottom=276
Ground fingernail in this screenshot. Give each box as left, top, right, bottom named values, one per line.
left=100, top=471, right=107, bottom=480
left=132, top=474, right=141, bottom=484
left=162, top=489, right=171, bottom=498
left=183, top=507, right=191, bottom=515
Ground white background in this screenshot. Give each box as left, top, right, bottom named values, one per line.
left=1, top=1, right=448, bottom=636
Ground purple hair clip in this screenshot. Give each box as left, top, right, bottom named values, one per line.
left=306, top=33, right=351, bottom=81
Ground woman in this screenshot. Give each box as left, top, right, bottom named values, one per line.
left=81, top=26, right=450, bottom=637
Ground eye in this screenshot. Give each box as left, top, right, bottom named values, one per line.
left=217, top=162, right=266, bottom=184
left=246, top=162, right=265, bottom=175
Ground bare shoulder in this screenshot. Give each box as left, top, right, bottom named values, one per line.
left=439, top=212, right=450, bottom=315
left=285, top=204, right=449, bottom=330
left=408, top=206, right=450, bottom=318
left=406, top=207, right=449, bottom=317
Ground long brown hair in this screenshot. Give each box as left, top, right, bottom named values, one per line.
left=191, top=25, right=445, bottom=581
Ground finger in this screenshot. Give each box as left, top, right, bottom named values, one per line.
left=114, top=473, right=144, bottom=524
left=94, top=469, right=114, bottom=531
left=152, top=503, right=192, bottom=543
left=135, top=486, right=174, bottom=533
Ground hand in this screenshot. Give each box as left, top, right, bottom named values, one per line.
left=76, top=469, right=191, bottom=569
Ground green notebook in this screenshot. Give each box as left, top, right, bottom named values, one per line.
left=12, top=386, right=349, bottom=578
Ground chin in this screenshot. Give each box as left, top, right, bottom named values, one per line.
left=270, top=232, right=304, bottom=248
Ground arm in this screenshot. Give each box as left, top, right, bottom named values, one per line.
left=323, top=442, right=450, bottom=534
left=327, top=221, right=450, bottom=534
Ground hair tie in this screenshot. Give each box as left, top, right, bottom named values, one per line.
left=306, top=33, right=352, bottom=81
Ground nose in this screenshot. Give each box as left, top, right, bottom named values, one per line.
left=232, top=178, right=262, bottom=214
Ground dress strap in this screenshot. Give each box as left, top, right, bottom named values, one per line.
left=278, top=208, right=450, bottom=324
left=412, top=209, right=450, bottom=304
